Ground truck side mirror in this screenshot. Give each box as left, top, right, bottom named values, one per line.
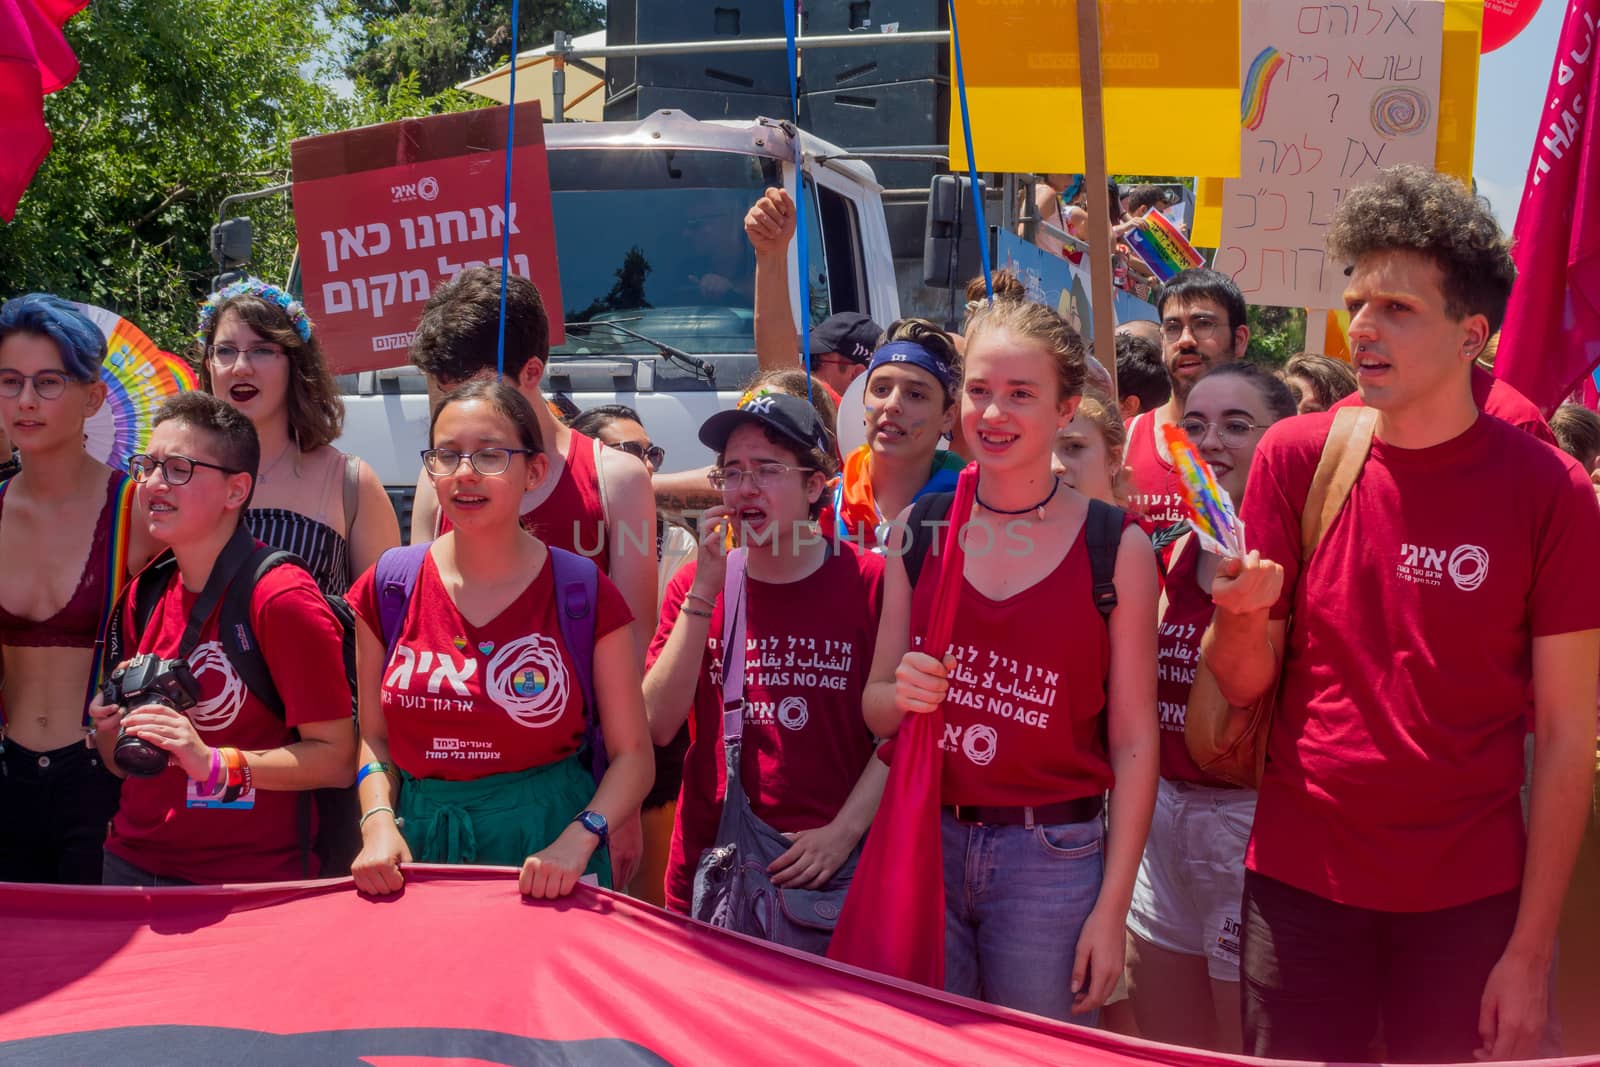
left=922, top=175, right=988, bottom=290
left=210, top=217, right=253, bottom=268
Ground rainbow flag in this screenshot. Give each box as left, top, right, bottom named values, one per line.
left=1125, top=210, right=1206, bottom=284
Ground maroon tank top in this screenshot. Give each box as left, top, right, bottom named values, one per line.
left=0, top=471, right=120, bottom=649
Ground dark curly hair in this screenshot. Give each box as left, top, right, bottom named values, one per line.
left=1326, top=165, right=1516, bottom=334
left=195, top=293, right=344, bottom=451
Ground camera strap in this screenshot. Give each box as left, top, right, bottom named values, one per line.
left=176, top=525, right=261, bottom=661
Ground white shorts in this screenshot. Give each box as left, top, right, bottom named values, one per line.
left=1127, top=778, right=1255, bottom=982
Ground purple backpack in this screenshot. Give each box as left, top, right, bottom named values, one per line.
left=374, top=542, right=607, bottom=783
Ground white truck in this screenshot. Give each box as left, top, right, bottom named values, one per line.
left=322, top=110, right=904, bottom=529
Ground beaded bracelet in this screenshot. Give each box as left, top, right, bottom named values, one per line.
left=684, top=591, right=717, bottom=611
left=681, top=605, right=712, bottom=619
left=360, top=805, right=402, bottom=830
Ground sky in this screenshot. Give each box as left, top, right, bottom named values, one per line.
left=1473, top=1, right=1569, bottom=227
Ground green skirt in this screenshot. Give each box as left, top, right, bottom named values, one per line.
left=398, top=755, right=610, bottom=887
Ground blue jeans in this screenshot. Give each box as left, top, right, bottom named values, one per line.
left=942, top=809, right=1105, bottom=1025
left=101, top=851, right=194, bottom=887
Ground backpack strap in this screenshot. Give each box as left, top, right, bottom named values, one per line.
left=1084, top=499, right=1126, bottom=622
left=548, top=546, right=603, bottom=782
left=902, top=490, right=957, bottom=588
left=342, top=453, right=362, bottom=539
left=375, top=543, right=432, bottom=665
left=1302, top=407, right=1377, bottom=561
left=215, top=545, right=302, bottom=720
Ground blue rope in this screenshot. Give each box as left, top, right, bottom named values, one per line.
left=495, top=0, right=523, bottom=379
left=947, top=0, right=992, bottom=298
left=784, top=0, right=813, bottom=402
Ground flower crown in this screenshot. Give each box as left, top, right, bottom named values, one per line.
left=197, top=278, right=313, bottom=344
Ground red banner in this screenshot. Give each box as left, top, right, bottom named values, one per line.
left=4, top=868, right=1597, bottom=1065
left=290, top=102, right=564, bottom=375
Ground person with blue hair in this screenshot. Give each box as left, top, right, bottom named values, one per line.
left=0, top=292, right=154, bottom=883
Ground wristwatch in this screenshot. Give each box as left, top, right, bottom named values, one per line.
left=574, top=809, right=609, bottom=846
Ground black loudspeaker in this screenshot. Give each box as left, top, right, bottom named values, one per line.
left=802, top=0, right=948, bottom=91
left=605, top=1, right=789, bottom=103
left=603, top=84, right=792, bottom=124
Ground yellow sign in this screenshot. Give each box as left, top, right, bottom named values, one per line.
left=948, top=0, right=1242, bottom=177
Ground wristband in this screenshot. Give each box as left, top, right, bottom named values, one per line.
left=356, top=761, right=388, bottom=787
left=239, top=752, right=252, bottom=796
left=684, top=591, right=717, bottom=611
left=201, top=748, right=224, bottom=796
left=219, top=747, right=244, bottom=804
left=681, top=605, right=712, bottom=619
left=360, top=805, right=401, bottom=830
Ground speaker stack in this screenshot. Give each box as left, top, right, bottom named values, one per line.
left=603, top=1, right=790, bottom=122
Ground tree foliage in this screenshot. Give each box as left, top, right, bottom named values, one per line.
left=339, top=0, right=604, bottom=98
left=1246, top=304, right=1307, bottom=366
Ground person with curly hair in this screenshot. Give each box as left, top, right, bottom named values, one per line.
left=197, top=279, right=399, bottom=595
left=1205, top=165, right=1600, bottom=1063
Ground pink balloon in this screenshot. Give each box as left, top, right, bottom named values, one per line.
left=1481, top=0, right=1542, bottom=53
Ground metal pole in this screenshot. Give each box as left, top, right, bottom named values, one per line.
left=1076, top=0, right=1119, bottom=405
left=555, top=28, right=949, bottom=61
left=552, top=30, right=568, bottom=122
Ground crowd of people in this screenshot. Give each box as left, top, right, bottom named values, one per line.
left=0, top=163, right=1597, bottom=1064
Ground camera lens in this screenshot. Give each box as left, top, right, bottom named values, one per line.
left=113, top=733, right=169, bottom=777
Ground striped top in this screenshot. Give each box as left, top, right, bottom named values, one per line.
left=245, top=508, right=351, bottom=596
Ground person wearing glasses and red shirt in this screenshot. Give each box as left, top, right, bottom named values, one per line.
left=1124, top=270, right=1249, bottom=536
left=348, top=380, right=653, bottom=900
left=88, top=393, right=356, bottom=885
left=0, top=294, right=155, bottom=883
left=643, top=392, right=887, bottom=925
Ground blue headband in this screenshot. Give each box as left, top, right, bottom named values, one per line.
left=868, top=341, right=956, bottom=396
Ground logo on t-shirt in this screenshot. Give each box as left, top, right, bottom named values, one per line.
left=486, top=635, right=571, bottom=729
left=1397, top=542, right=1490, bottom=591
left=960, top=724, right=998, bottom=767
left=776, top=696, right=809, bottom=731
left=186, top=641, right=246, bottom=732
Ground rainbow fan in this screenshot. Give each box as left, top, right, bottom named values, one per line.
left=1161, top=422, right=1246, bottom=558
left=73, top=303, right=198, bottom=473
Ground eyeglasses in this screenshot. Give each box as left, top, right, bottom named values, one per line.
left=0, top=370, right=75, bottom=400
left=207, top=343, right=285, bottom=368
left=708, top=463, right=816, bottom=491
left=128, top=453, right=244, bottom=485
left=1178, top=416, right=1266, bottom=448
left=1159, top=316, right=1222, bottom=343
left=420, top=447, right=534, bottom=477
left=608, top=440, right=666, bottom=469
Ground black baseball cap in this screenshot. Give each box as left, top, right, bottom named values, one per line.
left=699, top=392, right=831, bottom=456
left=808, top=312, right=881, bottom=365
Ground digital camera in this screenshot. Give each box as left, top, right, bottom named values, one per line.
left=104, top=653, right=202, bottom=777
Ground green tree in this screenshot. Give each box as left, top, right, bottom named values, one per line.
left=0, top=0, right=350, bottom=350
left=340, top=0, right=604, bottom=98
left=1246, top=305, right=1306, bottom=367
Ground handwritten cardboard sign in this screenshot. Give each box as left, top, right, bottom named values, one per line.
left=1217, top=0, right=1445, bottom=308
left=290, top=102, right=563, bottom=374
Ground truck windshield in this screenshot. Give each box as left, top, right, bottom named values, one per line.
left=548, top=148, right=794, bottom=381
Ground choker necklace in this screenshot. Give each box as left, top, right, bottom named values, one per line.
left=976, top=477, right=1060, bottom=520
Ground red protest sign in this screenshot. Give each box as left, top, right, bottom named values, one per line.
left=290, top=102, right=563, bottom=374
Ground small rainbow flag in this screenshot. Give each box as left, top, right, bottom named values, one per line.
left=1241, top=46, right=1285, bottom=131
left=1124, top=210, right=1206, bottom=284
left=1161, top=423, right=1246, bottom=558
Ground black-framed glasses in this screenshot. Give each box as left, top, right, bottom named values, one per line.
left=1160, top=316, right=1222, bottom=343
left=421, top=447, right=534, bottom=477
left=608, top=440, right=666, bottom=469
left=128, top=453, right=244, bottom=486
left=0, top=370, right=75, bottom=400
left=708, top=463, right=816, bottom=491
left=1178, top=416, right=1266, bottom=449
left=207, top=343, right=285, bottom=367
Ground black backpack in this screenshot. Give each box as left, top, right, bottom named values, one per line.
left=901, top=491, right=1126, bottom=622
left=120, top=536, right=361, bottom=878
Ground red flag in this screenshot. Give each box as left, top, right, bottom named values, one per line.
left=828, top=463, right=979, bottom=987
left=0, top=0, right=86, bottom=222
left=1496, top=1, right=1600, bottom=412
left=0, top=867, right=1306, bottom=1066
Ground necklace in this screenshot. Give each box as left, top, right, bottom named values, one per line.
left=257, top=439, right=298, bottom=486
left=976, top=476, right=1060, bottom=520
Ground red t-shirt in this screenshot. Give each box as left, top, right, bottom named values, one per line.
left=1125, top=411, right=1187, bottom=533
left=1242, top=412, right=1600, bottom=912
left=105, top=556, right=352, bottom=884
left=652, top=544, right=884, bottom=913
left=1331, top=363, right=1557, bottom=445
left=907, top=524, right=1117, bottom=807
left=440, top=431, right=611, bottom=571
left=1155, top=537, right=1233, bottom=787
left=350, top=549, right=632, bottom=780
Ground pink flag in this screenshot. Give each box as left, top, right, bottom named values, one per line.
left=1496, top=1, right=1600, bottom=412
left=829, top=464, right=979, bottom=988
left=0, top=0, right=86, bottom=222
